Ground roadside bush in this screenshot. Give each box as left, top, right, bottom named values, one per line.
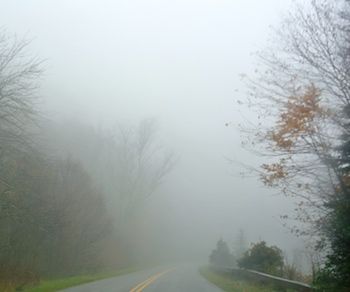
left=238, top=241, right=283, bottom=276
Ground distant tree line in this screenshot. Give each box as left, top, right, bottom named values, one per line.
left=0, top=31, right=173, bottom=291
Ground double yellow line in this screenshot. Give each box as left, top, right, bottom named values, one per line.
left=129, top=269, right=173, bottom=292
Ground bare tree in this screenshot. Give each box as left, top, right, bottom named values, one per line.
left=232, top=229, right=248, bottom=260
left=45, top=119, right=175, bottom=228
left=0, top=30, right=42, bottom=153
left=114, top=119, right=174, bottom=223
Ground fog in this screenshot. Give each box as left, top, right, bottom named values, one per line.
left=1, top=0, right=308, bottom=271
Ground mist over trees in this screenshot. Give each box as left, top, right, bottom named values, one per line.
left=232, top=229, right=247, bottom=260
left=44, top=119, right=174, bottom=229
left=209, top=238, right=235, bottom=268
left=0, top=31, right=173, bottom=290
left=2, top=0, right=350, bottom=290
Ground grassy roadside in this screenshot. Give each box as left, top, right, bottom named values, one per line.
left=23, top=267, right=140, bottom=292
left=199, top=266, right=280, bottom=292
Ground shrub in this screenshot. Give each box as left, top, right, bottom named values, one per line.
left=238, top=241, right=283, bottom=276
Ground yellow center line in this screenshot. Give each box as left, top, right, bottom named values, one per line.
left=129, top=274, right=159, bottom=292
left=129, top=269, right=174, bottom=292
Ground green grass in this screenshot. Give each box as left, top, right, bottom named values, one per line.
left=23, top=267, right=139, bottom=292
left=199, top=266, right=281, bottom=292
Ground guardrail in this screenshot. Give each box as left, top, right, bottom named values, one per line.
left=212, top=266, right=313, bottom=292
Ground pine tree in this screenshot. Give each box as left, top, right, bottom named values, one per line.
left=209, top=239, right=234, bottom=267
left=316, top=105, right=350, bottom=290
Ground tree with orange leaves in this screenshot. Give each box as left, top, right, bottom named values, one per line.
left=240, top=0, right=350, bottom=289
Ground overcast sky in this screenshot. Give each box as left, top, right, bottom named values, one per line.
left=1, top=0, right=309, bottom=264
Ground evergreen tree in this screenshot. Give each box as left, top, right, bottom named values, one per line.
left=316, top=105, right=350, bottom=290
left=209, top=238, right=234, bottom=267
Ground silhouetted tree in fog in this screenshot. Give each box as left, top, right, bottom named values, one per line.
left=0, top=30, right=42, bottom=154
left=0, top=31, right=113, bottom=290
left=0, top=30, right=44, bottom=290
left=209, top=238, right=235, bottom=267
left=46, top=119, right=174, bottom=228
left=232, top=229, right=248, bottom=260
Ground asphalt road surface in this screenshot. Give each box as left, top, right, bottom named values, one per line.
left=62, top=264, right=222, bottom=292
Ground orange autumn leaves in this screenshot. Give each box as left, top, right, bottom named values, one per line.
left=261, top=84, right=327, bottom=186
left=261, top=162, right=288, bottom=186
left=271, top=84, right=323, bottom=150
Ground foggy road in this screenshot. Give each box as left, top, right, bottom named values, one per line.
left=3, top=1, right=335, bottom=291
left=62, top=264, right=222, bottom=292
